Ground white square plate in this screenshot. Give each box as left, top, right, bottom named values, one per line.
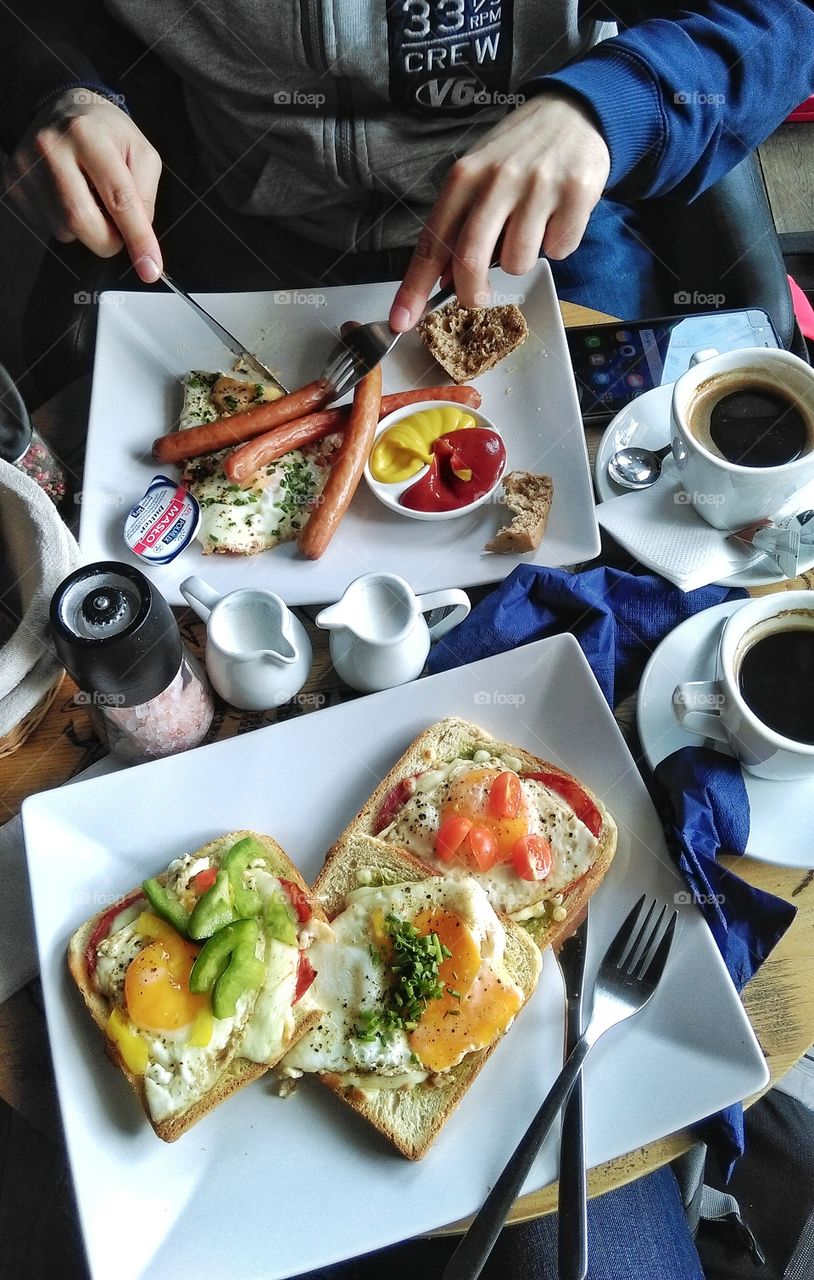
left=22, top=635, right=767, bottom=1280
left=78, top=262, right=599, bottom=605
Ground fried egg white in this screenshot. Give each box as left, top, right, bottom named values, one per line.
left=94, top=855, right=306, bottom=1123
left=282, top=877, right=525, bottom=1087
left=178, top=370, right=338, bottom=556
left=379, top=755, right=603, bottom=920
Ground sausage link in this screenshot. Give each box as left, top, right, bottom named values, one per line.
left=152, top=378, right=333, bottom=464
left=225, top=384, right=482, bottom=486
left=297, top=362, right=382, bottom=560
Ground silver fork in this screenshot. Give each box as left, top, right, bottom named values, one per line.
left=321, top=255, right=502, bottom=401
left=442, top=894, right=678, bottom=1280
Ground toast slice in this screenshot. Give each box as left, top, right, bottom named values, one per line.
left=286, top=834, right=541, bottom=1159
left=418, top=300, right=528, bottom=382
left=324, top=718, right=616, bottom=952
left=68, top=830, right=324, bottom=1141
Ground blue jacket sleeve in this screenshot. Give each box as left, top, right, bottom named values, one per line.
left=528, top=1, right=814, bottom=201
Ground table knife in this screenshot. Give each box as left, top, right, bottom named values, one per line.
left=159, top=271, right=288, bottom=393
left=556, top=910, right=589, bottom=1280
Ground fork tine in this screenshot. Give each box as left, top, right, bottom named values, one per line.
left=622, top=900, right=660, bottom=974
left=323, top=349, right=356, bottom=384
left=630, top=904, right=667, bottom=978
left=639, top=911, right=678, bottom=986
left=600, top=893, right=647, bottom=970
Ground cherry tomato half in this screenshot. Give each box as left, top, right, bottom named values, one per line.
left=436, top=813, right=473, bottom=862
left=487, top=771, right=523, bottom=820
left=512, top=835, right=554, bottom=882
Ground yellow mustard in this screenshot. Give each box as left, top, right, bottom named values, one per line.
left=107, top=1006, right=149, bottom=1075
left=369, top=407, right=477, bottom=483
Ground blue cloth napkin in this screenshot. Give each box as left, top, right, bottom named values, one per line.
left=428, top=564, right=797, bottom=1177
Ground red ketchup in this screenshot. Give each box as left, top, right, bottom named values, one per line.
left=400, top=428, right=506, bottom=513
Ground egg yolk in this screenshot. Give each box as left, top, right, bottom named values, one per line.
left=124, top=929, right=208, bottom=1032
left=442, top=768, right=530, bottom=864
left=408, top=908, right=521, bottom=1072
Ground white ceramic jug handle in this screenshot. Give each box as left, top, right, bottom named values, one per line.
left=689, top=347, right=719, bottom=367
left=672, top=681, right=729, bottom=743
left=417, top=589, right=471, bottom=641
left=180, top=576, right=221, bottom=621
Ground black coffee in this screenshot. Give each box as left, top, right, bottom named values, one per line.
left=709, top=387, right=808, bottom=467
left=738, top=628, right=814, bottom=743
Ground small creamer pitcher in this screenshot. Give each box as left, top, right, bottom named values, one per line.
left=316, top=572, right=470, bottom=692
left=180, top=576, right=312, bottom=710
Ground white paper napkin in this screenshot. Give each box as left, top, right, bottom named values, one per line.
left=597, top=460, right=761, bottom=591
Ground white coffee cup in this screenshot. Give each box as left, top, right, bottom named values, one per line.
left=672, top=591, right=814, bottom=780
left=670, top=347, right=814, bottom=530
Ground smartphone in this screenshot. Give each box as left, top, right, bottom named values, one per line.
left=567, top=308, right=781, bottom=425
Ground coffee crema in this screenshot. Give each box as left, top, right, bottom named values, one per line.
left=737, top=626, right=814, bottom=744
left=689, top=372, right=814, bottom=468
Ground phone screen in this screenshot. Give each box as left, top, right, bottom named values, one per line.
left=567, top=309, right=781, bottom=420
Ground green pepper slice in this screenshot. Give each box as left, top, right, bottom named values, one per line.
left=265, top=891, right=297, bottom=946
left=141, top=878, right=190, bottom=935
left=187, top=868, right=235, bottom=940
left=189, top=918, right=266, bottom=1018
left=221, top=837, right=263, bottom=918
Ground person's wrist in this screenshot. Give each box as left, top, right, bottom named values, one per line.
left=33, top=82, right=130, bottom=123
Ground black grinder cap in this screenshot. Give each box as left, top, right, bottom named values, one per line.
left=49, top=561, right=182, bottom=707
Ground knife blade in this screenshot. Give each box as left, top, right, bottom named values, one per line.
left=556, top=909, right=589, bottom=1280
left=159, top=272, right=288, bottom=393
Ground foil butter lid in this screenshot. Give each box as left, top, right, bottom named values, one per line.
left=125, top=475, right=200, bottom=563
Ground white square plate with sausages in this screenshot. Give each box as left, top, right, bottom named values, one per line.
left=78, top=260, right=599, bottom=605
left=22, top=635, right=766, bottom=1280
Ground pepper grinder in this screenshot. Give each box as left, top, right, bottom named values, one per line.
left=50, top=561, right=214, bottom=763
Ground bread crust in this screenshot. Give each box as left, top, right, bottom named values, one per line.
left=322, top=718, right=617, bottom=954
left=67, top=830, right=324, bottom=1142
left=485, top=471, right=554, bottom=554
left=307, top=832, right=542, bottom=1159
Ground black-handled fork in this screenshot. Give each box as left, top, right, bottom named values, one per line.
left=441, top=895, right=678, bottom=1280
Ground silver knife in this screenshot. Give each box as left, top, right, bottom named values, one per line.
left=159, top=271, right=289, bottom=393
left=556, top=909, right=589, bottom=1280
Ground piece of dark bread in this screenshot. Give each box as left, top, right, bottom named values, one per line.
left=418, top=299, right=528, bottom=382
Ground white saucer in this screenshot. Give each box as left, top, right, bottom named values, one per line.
left=594, top=384, right=814, bottom=588
left=637, top=599, right=814, bottom=868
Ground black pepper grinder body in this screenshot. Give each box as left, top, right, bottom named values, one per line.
left=50, top=561, right=213, bottom=763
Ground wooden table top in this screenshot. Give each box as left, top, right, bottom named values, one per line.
left=2, top=300, right=813, bottom=1235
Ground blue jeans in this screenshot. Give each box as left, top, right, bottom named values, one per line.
left=293, top=1166, right=705, bottom=1280
left=548, top=197, right=665, bottom=322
